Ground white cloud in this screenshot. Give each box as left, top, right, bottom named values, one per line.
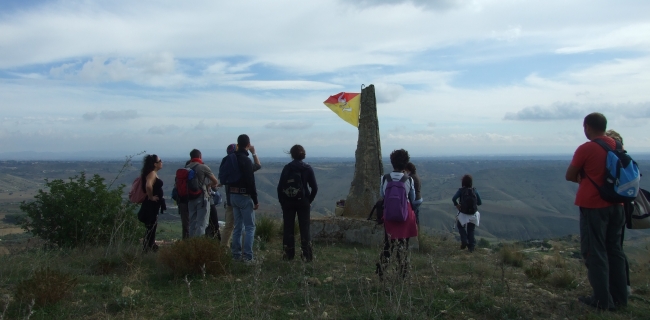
left=148, top=125, right=180, bottom=135
left=265, top=121, right=314, bottom=130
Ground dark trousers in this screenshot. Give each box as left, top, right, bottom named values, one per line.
left=178, top=202, right=190, bottom=239
left=457, top=220, right=476, bottom=251
left=376, top=232, right=409, bottom=278
left=138, top=200, right=159, bottom=252
left=205, top=204, right=221, bottom=240
left=580, top=206, right=628, bottom=309
left=281, top=200, right=312, bottom=261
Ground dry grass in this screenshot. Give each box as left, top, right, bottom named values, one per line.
left=14, top=267, right=77, bottom=307
left=499, top=245, right=525, bottom=268
left=158, top=237, right=230, bottom=276
left=525, top=260, right=551, bottom=280
left=548, top=269, right=577, bottom=289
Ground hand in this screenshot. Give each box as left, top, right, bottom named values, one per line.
left=455, top=204, right=461, bottom=210
left=576, top=175, right=582, bottom=183
left=253, top=203, right=260, bottom=210
left=249, top=145, right=256, bottom=154
left=150, top=195, right=159, bottom=202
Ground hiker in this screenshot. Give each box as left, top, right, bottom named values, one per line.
left=277, top=144, right=318, bottom=262
left=137, top=154, right=166, bottom=253
left=565, top=112, right=628, bottom=311
left=229, top=134, right=260, bottom=262
left=376, top=149, right=418, bottom=279
left=452, top=174, right=482, bottom=252
left=605, top=129, right=631, bottom=295
left=405, top=162, right=423, bottom=225
left=186, top=149, right=219, bottom=238
left=220, top=143, right=262, bottom=249
left=176, top=159, right=192, bottom=239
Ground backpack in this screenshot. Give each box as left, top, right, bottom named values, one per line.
left=279, top=165, right=304, bottom=201
left=626, top=188, right=650, bottom=229
left=218, top=153, right=241, bottom=185
left=382, top=173, right=410, bottom=222
left=459, top=187, right=478, bottom=215
left=175, top=164, right=202, bottom=202
left=128, top=176, right=147, bottom=203
left=367, top=198, right=384, bottom=225
left=587, top=139, right=640, bottom=203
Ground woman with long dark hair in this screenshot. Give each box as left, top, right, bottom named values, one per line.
left=138, top=154, right=165, bottom=252
left=277, top=145, right=318, bottom=261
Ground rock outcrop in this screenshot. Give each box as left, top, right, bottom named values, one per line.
left=341, top=85, right=384, bottom=218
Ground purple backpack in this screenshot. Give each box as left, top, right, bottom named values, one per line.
left=383, top=173, right=410, bottom=222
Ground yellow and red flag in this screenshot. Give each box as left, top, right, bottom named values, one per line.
left=323, top=92, right=360, bottom=127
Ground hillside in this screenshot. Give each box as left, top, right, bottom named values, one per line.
left=0, top=233, right=648, bottom=319
left=2, top=159, right=650, bottom=241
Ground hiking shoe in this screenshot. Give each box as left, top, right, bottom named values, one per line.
left=578, top=296, right=616, bottom=311
left=460, top=243, right=467, bottom=250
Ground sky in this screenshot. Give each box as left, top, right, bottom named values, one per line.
left=1, top=0, right=650, bottom=159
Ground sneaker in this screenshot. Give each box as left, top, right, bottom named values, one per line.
left=460, top=243, right=467, bottom=250
left=578, top=296, right=616, bottom=311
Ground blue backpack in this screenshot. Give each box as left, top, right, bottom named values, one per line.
left=218, top=153, right=241, bottom=185
left=587, top=138, right=640, bottom=203
left=382, top=174, right=410, bottom=222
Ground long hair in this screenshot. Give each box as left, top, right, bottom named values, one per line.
left=141, top=154, right=158, bottom=180
left=461, top=174, right=473, bottom=188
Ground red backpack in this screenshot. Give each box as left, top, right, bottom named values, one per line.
left=128, top=176, right=147, bottom=203
left=175, top=164, right=202, bottom=201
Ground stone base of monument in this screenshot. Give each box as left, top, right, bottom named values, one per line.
left=310, top=216, right=419, bottom=250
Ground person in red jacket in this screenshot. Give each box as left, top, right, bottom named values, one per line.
left=565, top=112, right=627, bottom=311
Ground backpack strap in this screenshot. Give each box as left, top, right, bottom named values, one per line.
left=399, top=174, right=409, bottom=183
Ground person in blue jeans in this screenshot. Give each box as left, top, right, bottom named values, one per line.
left=452, top=174, right=482, bottom=252
left=230, top=134, right=260, bottom=262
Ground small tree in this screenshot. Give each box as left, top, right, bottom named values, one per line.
left=20, top=172, right=142, bottom=248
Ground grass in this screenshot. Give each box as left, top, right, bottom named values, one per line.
left=499, top=245, right=525, bottom=268
left=0, top=230, right=648, bottom=319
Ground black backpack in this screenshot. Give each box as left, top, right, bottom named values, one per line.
left=218, top=153, right=242, bottom=185
left=459, top=187, right=477, bottom=215
left=279, top=165, right=304, bottom=201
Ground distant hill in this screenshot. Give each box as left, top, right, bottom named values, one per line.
left=2, top=158, right=650, bottom=241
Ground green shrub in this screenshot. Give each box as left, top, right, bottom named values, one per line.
left=524, top=260, right=551, bottom=280
left=499, top=245, right=524, bottom=268
left=255, top=215, right=279, bottom=243
left=477, top=238, right=491, bottom=248
left=20, top=172, right=142, bottom=248
left=158, top=237, right=230, bottom=276
left=14, top=268, right=77, bottom=307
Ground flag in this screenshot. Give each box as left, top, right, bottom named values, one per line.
left=323, top=92, right=361, bottom=127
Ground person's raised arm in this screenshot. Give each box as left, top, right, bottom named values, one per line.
left=249, top=145, right=261, bottom=171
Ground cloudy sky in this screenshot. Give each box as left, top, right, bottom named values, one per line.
left=1, top=0, right=650, bottom=159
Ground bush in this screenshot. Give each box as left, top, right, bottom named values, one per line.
left=548, top=269, right=577, bottom=289
left=20, top=172, right=142, bottom=248
left=477, top=238, right=491, bottom=249
left=499, top=245, right=524, bottom=268
left=14, top=268, right=77, bottom=307
left=255, top=215, right=279, bottom=243
left=158, top=237, right=230, bottom=276
left=524, top=260, right=551, bottom=280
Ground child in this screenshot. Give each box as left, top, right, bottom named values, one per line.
left=452, top=174, right=482, bottom=252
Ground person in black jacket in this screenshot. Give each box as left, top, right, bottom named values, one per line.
left=229, top=134, right=260, bottom=262
left=277, top=145, right=318, bottom=261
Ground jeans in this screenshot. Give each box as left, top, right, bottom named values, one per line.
left=281, top=200, right=312, bottom=261
left=188, top=196, right=209, bottom=237
left=221, top=205, right=234, bottom=248
left=231, top=194, right=256, bottom=260
left=580, top=206, right=628, bottom=309
left=457, top=220, right=476, bottom=251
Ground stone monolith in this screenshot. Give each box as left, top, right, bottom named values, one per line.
left=341, top=84, right=383, bottom=218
